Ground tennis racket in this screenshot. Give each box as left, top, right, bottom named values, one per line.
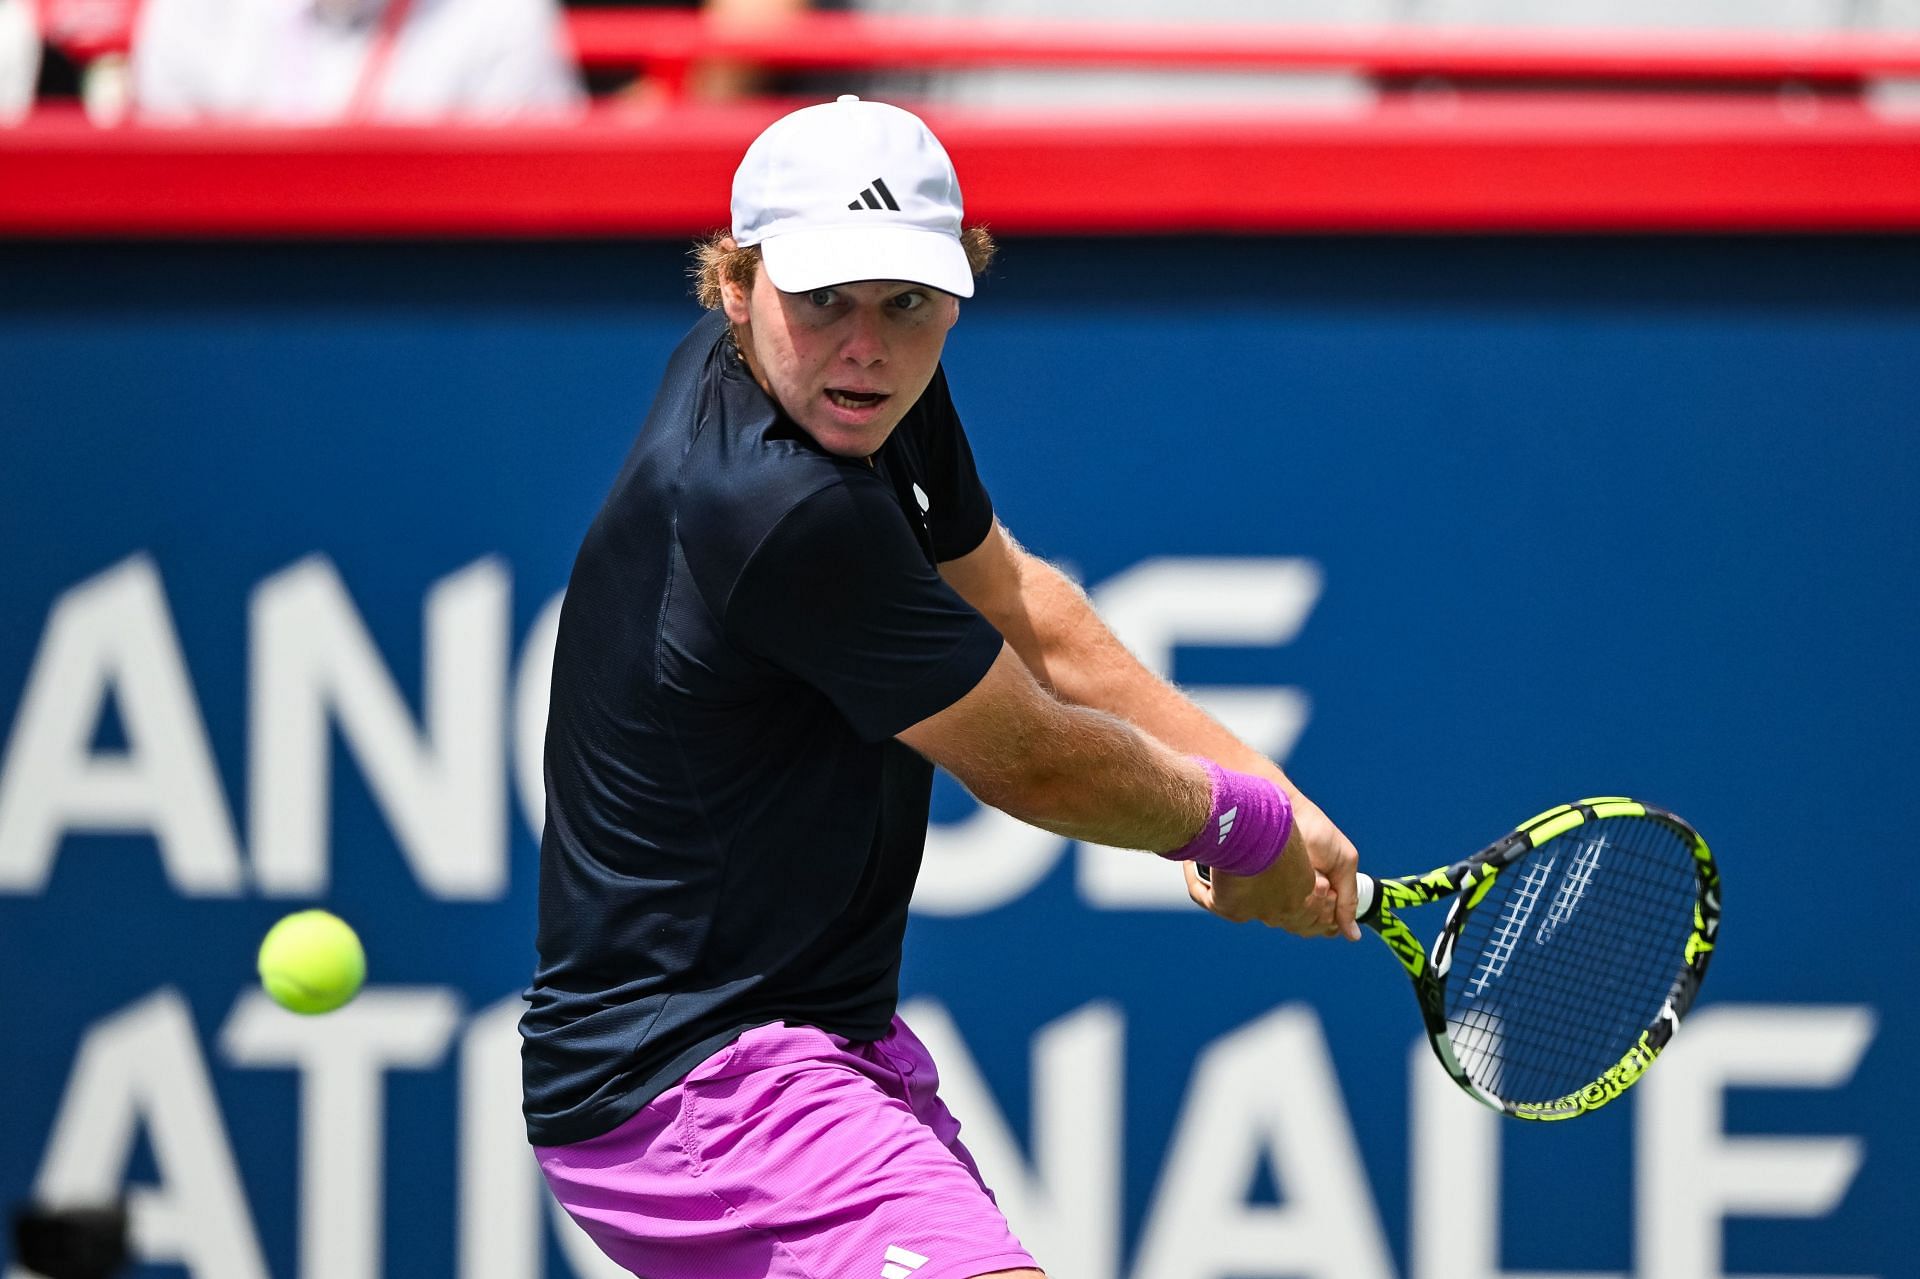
left=1207, top=796, right=1721, bottom=1120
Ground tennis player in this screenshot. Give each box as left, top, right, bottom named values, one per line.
left=520, top=95, right=1362, bottom=1279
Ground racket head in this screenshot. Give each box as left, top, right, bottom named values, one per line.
left=1387, top=798, right=1719, bottom=1120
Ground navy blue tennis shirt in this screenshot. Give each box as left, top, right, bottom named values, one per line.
left=520, top=310, right=1005, bottom=1147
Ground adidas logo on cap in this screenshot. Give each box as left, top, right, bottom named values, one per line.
left=730, top=95, right=976, bottom=298
left=848, top=178, right=902, bottom=212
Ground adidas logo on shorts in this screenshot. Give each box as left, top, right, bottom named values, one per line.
left=881, top=1244, right=928, bottom=1278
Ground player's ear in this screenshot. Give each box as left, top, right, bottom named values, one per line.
left=720, top=274, right=752, bottom=325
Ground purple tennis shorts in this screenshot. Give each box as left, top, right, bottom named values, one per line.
left=536, top=1016, right=1039, bottom=1279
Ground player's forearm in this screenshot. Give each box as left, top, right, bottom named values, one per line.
left=901, top=644, right=1212, bottom=851
left=973, top=687, right=1293, bottom=879
left=903, top=644, right=1294, bottom=873
left=1008, top=559, right=1301, bottom=795
left=956, top=694, right=1210, bottom=851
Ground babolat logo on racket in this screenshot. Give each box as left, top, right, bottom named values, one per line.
left=1516, top=1027, right=1663, bottom=1119
left=848, top=178, right=901, bottom=211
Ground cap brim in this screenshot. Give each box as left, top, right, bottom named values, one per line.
left=758, top=224, right=975, bottom=299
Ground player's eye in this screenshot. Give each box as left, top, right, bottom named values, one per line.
left=807, top=288, right=838, bottom=307
left=890, top=291, right=927, bottom=311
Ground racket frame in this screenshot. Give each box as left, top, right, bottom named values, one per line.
left=1358, top=797, right=1720, bottom=1120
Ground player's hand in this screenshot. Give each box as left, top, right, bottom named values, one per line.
left=1291, top=791, right=1362, bottom=941
left=1184, top=790, right=1362, bottom=940
left=1183, top=818, right=1327, bottom=935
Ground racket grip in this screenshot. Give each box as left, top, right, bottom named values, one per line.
left=1354, top=872, right=1377, bottom=922
left=1200, top=865, right=1381, bottom=925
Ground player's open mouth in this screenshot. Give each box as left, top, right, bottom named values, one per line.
left=826, top=389, right=887, bottom=409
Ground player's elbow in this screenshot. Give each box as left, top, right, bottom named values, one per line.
left=972, top=758, right=1080, bottom=828
left=900, top=643, right=1133, bottom=833
left=939, top=716, right=1076, bottom=822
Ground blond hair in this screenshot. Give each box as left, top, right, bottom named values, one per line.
left=690, top=227, right=999, bottom=310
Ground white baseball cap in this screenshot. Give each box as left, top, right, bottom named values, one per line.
left=731, top=95, right=974, bottom=299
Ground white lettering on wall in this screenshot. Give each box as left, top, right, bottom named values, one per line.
left=1132, top=1004, right=1392, bottom=1279
left=0, top=556, right=244, bottom=895
left=1637, top=1004, right=1876, bottom=1279
left=511, top=591, right=565, bottom=846
left=17, top=996, right=1882, bottom=1279
left=222, top=988, right=460, bottom=1279
left=458, top=993, right=629, bottom=1279
left=1077, top=557, right=1318, bottom=910
left=14, top=989, right=266, bottom=1279
left=910, top=803, right=1065, bottom=918
left=914, top=558, right=1319, bottom=915
left=0, top=553, right=1312, bottom=913
left=248, top=556, right=508, bottom=899
left=1410, top=1037, right=1624, bottom=1279
left=901, top=999, right=1125, bottom=1279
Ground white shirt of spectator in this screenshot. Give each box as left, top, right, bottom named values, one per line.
left=132, top=0, right=584, bottom=124
left=0, top=0, right=41, bottom=123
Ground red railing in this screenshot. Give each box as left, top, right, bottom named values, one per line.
left=7, top=13, right=1920, bottom=237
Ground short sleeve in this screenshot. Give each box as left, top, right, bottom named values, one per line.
left=915, top=368, right=995, bottom=562
left=725, top=477, right=1004, bottom=741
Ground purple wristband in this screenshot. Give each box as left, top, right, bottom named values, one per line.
left=1160, top=759, right=1295, bottom=877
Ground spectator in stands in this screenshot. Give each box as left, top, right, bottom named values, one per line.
left=564, top=0, right=817, bottom=103
left=37, top=0, right=142, bottom=123
left=855, top=0, right=1920, bottom=110
left=857, top=0, right=1385, bottom=112
left=1419, top=0, right=1851, bottom=28
left=131, top=0, right=585, bottom=123
left=0, top=0, right=39, bottom=121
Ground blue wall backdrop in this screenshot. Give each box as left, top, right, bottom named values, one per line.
left=2, top=236, right=1915, bottom=1279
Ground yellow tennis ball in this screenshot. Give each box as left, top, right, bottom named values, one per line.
left=257, top=910, right=365, bottom=1015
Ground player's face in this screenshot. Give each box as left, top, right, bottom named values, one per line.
left=724, top=266, right=960, bottom=459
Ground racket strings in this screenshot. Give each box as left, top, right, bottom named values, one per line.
left=1442, top=816, right=1700, bottom=1105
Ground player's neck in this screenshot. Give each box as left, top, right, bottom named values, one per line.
left=726, top=324, right=771, bottom=398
